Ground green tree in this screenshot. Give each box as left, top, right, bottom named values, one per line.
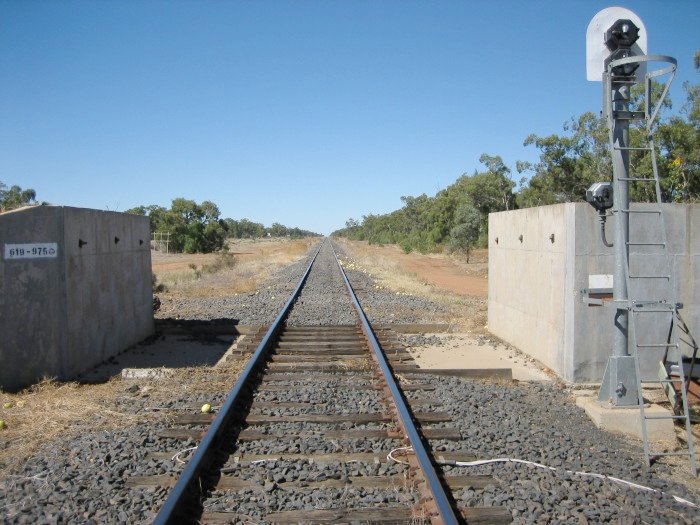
left=518, top=112, right=609, bottom=207
left=224, top=218, right=267, bottom=238
left=124, top=204, right=169, bottom=233
left=477, top=153, right=516, bottom=211
left=448, top=200, right=481, bottom=261
left=333, top=155, right=514, bottom=253
left=223, top=218, right=319, bottom=239
left=656, top=50, right=700, bottom=202
left=0, top=182, right=37, bottom=212
left=126, top=198, right=228, bottom=253
left=268, top=222, right=287, bottom=237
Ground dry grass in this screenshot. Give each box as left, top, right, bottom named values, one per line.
left=153, top=237, right=317, bottom=298
left=158, top=359, right=247, bottom=400
left=0, top=358, right=247, bottom=475
left=338, top=246, right=434, bottom=299
left=0, top=378, right=140, bottom=473
left=338, top=358, right=372, bottom=373
left=335, top=239, right=488, bottom=332
left=448, top=248, right=489, bottom=278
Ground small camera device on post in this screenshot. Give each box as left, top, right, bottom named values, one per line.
left=586, top=182, right=613, bottom=213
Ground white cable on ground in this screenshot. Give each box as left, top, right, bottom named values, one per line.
left=453, top=458, right=699, bottom=508
left=387, top=446, right=414, bottom=465
left=171, top=446, right=198, bottom=464
left=387, top=451, right=698, bottom=509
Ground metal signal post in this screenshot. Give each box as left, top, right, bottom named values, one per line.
left=598, top=19, right=639, bottom=406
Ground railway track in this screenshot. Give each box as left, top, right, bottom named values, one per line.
left=136, top=240, right=511, bottom=524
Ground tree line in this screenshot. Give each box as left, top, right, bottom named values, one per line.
left=334, top=52, right=699, bottom=257
left=0, top=186, right=319, bottom=254
left=224, top=218, right=319, bottom=241
left=125, top=200, right=320, bottom=253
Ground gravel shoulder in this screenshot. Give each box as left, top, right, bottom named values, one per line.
left=336, top=238, right=700, bottom=520
left=1, top=238, right=699, bottom=524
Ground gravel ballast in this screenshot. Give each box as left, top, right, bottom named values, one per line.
left=1, top=238, right=698, bottom=524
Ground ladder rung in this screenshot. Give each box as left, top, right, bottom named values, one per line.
left=636, top=343, right=678, bottom=348
left=621, top=209, right=661, bottom=214
left=641, top=378, right=682, bottom=384
left=629, top=275, right=670, bottom=279
left=649, top=451, right=693, bottom=457
left=619, top=177, right=656, bottom=182
left=613, top=146, right=652, bottom=151
left=644, top=414, right=688, bottom=420
left=626, top=242, right=665, bottom=246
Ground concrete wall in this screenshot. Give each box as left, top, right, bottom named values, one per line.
left=0, top=206, right=153, bottom=391
left=488, top=203, right=699, bottom=383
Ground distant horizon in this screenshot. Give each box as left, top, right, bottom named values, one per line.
left=2, top=1, right=698, bottom=235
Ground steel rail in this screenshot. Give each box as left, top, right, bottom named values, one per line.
left=331, top=245, right=460, bottom=524
left=153, top=243, right=323, bottom=525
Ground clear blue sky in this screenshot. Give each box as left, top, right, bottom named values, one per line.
left=1, top=1, right=698, bottom=235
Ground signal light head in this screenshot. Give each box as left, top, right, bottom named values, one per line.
left=604, top=19, right=640, bottom=51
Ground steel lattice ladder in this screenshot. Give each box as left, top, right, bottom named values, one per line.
left=605, top=61, right=697, bottom=475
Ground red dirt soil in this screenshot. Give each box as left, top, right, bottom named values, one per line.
left=388, top=251, right=487, bottom=298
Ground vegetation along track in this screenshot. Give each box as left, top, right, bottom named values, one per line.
left=138, top=240, right=511, bottom=524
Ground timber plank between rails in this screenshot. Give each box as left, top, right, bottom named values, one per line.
left=267, top=362, right=419, bottom=372
left=277, top=341, right=364, bottom=347
left=200, top=506, right=512, bottom=524
left=271, top=354, right=372, bottom=362
left=201, top=508, right=414, bottom=524
left=246, top=413, right=389, bottom=424
left=273, top=348, right=366, bottom=356
left=271, top=354, right=413, bottom=363
left=173, top=411, right=452, bottom=425
left=129, top=473, right=494, bottom=491
left=256, top=382, right=435, bottom=392
left=226, top=451, right=479, bottom=465
left=237, top=427, right=461, bottom=441
left=245, top=398, right=440, bottom=409
left=150, top=450, right=479, bottom=464
left=283, top=326, right=359, bottom=333
left=278, top=336, right=365, bottom=342
left=263, top=370, right=375, bottom=377
left=274, top=350, right=414, bottom=359
left=143, top=398, right=440, bottom=412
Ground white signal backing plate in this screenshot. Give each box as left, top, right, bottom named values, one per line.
left=586, top=7, right=647, bottom=81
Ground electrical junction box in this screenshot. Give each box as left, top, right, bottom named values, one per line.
left=583, top=274, right=614, bottom=306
